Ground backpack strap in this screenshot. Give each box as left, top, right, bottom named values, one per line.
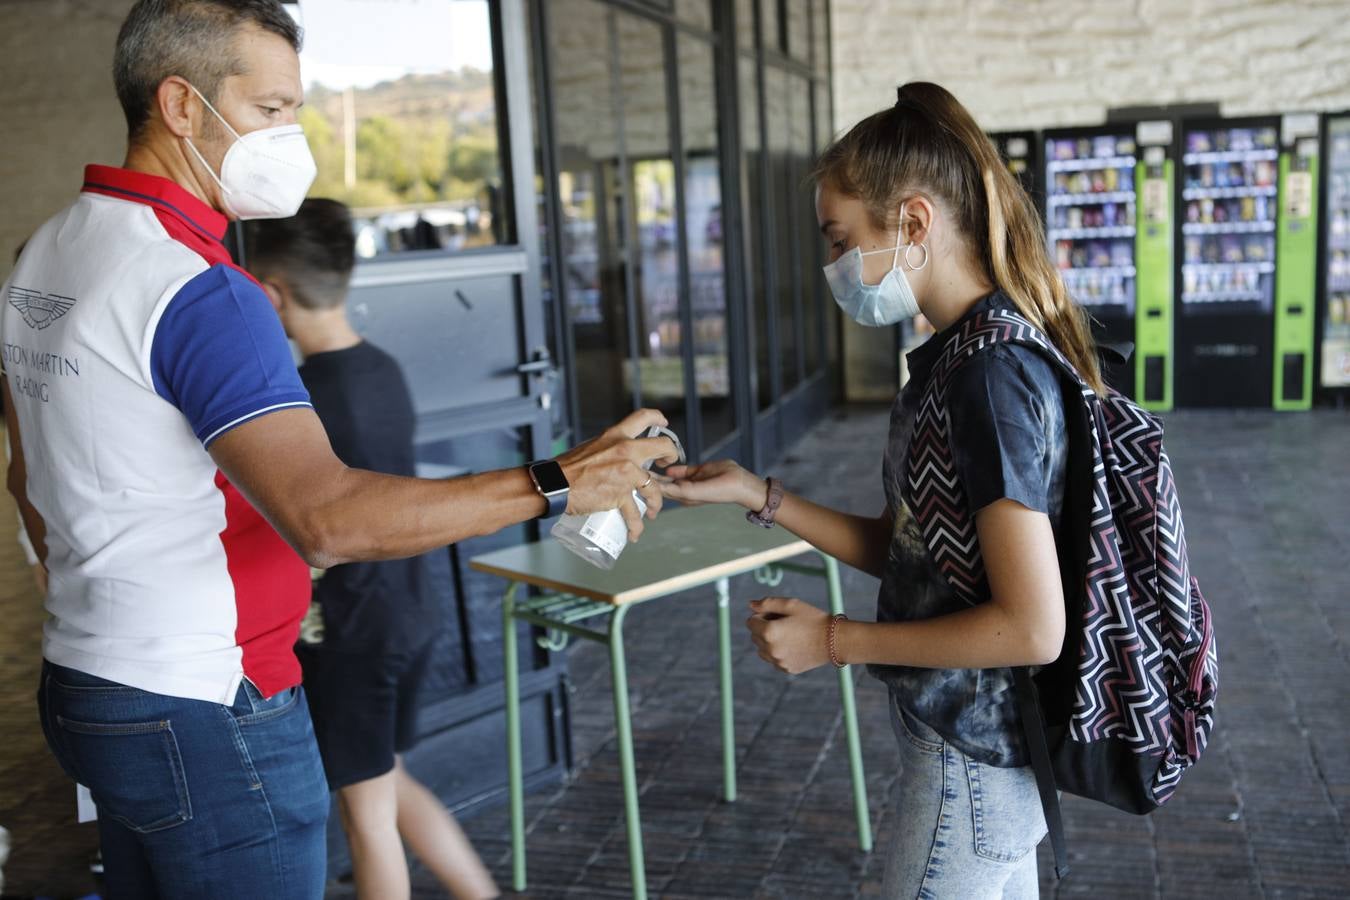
left=1014, top=666, right=1071, bottom=879
left=909, top=305, right=1094, bottom=881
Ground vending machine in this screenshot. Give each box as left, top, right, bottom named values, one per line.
left=1044, top=125, right=1169, bottom=401
left=1134, top=123, right=1177, bottom=410
left=1319, top=111, right=1350, bottom=399
left=1175, top=115, right=1320, bottom=408
left=990, top=129, right=1041, bottom=214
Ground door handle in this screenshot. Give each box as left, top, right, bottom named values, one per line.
left=517, top=348, right=555, bottom=376
left=517, top=347, right=558, bottom=412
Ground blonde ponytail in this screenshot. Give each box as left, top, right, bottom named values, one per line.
left=982, top=154, right=1105, bottom=394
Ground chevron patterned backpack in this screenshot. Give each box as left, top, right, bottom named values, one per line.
left=904, top=306, right=1218, bottom=879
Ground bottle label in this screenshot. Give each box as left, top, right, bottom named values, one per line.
left=577, top=492, right=647, bottom=559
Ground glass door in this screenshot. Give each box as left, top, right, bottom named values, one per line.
left=279, top=1, right=566, bottom=836
left=540, top=0, right=739, bottom=460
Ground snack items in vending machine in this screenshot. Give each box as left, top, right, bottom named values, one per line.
left=1044, top=127, right=1145, bottom=400
left=1181, top=125, right=1279, bottom=311
left=1045, top=132, right=1139, bottom=314
left=1175, top=114, right=1320, bottom=409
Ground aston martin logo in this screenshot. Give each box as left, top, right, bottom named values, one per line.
left=8, top=287, right=76, bottom=330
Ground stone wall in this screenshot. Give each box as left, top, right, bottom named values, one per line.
left=0, top=0, right=137, bottom=280
left=827, top=0, right=1350, bottom=399
left=829, top=0, right=1350, bottom=134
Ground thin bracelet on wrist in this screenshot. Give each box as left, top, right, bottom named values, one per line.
left=827, top=613, right=848, bottom=668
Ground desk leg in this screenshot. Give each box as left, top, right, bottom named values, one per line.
left=502, top=582, right=527, bottom=891
left=822, top=553, right=874, bottom=853
left=715, top=576, right=737, bottom=803
left=609, top=603, right=647, bottom=900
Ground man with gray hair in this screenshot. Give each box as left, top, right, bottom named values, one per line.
left=2, top=1, right=674, bottom=896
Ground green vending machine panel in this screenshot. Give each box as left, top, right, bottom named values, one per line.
left=1274, top=115, right=1320, bottom=409
left=1135, top=123, right=1175, bottom=411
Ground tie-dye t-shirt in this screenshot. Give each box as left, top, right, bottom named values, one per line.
left=868, top=292, right=1069, bottom=767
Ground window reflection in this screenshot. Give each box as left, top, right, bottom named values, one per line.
left=617, top=14, right=685, bottom=439
left=767, top=67, right=801, bottom=395
left=812, top=0, right=831, bottom=75
left=736, top=0, right=757, bottom=50
left=760, top=0, right=780, bottom=52
left=550, top=0, right=635, bottom=438
left=740, top=55, right=774, bottom=412
left=288, top=0, right=506, bottom=259
left=673, top=0, right=712, bottom=29
left=632, top=157, right=683, bottom=411
left=679, top=35, right=734, bottom=449
left=414, top=428, right=534, bottom=698
left=792, top=73, right=820, bottom=377
left=786, top=0, right=810, bottom=61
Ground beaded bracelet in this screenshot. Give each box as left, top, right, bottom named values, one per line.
left=827, top=613, right=848, bottom=669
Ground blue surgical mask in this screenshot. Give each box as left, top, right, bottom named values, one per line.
left=823, top=205, right=928, bottom=327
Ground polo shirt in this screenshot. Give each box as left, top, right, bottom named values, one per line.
left=1, top=164, right=313, bottom=703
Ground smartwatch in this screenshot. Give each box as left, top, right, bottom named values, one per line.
left=527, top=460, right=570, bottom=519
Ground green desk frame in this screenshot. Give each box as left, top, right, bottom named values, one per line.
left=476, top=516, right=873, bottom=900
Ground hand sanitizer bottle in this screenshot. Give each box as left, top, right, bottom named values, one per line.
left=551, top=425, right=685, bottom=570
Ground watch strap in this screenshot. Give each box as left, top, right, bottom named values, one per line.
left=745, top=477, right=784, bottom=528
left=527, top=461, right=569, bottom=519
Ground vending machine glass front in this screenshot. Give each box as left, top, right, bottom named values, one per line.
left=1045, top=133, right=1139, bottom=316
left=1323, top=116, right=1350, bottom=391
left=1180, top=126, right=1280, bottom=317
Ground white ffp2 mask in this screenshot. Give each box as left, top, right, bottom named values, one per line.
left=183, top=84, right=317, bottom=221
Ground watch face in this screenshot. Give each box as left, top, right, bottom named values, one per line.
left=531, top=460, right=569, bottom=495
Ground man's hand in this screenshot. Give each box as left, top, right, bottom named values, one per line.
left=746, top=597, right=830, bottom=675
left=661, top=459, right=766, bottom=510
left=555, top=409, right=681, bottom=542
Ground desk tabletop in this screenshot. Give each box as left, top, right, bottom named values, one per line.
left=468, top=504, right=813, bottom=605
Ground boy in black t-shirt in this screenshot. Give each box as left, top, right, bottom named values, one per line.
left=246, top=200, right=497, bottom=900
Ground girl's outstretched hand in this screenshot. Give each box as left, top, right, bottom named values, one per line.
left=660, top=459, right=768, bottom=509
left=746, top=597, right=831, bottom=674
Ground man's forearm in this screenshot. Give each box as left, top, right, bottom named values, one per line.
left=283, top=465, right=546, bottom=568
left=211, top=407, right=672, bottom=568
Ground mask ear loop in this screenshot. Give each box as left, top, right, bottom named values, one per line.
left=186, top=83, right=244, bottom=143
left=891, top=204, right=907, bottom=273
left=181, top=82, right=240, bottom=198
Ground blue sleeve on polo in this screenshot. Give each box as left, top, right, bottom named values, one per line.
left=150, top=264, right=310, bottom=448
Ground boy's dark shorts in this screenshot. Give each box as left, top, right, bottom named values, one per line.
left=297, top=640, right=435, bottom=790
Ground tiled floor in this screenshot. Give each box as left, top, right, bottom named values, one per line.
left=3, top=408, right=1349, bottom=898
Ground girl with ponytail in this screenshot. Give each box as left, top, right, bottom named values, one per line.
left=666, top=82, right=1093, bottom=896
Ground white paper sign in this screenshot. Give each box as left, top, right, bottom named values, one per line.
left=1136, top=120, right=1173, bottom=148
left=1281, top=112, right=1319, bottom=147
left=297, top=0, right=479, bottom=70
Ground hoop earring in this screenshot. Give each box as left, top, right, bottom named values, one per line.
left=904, top=242, right=929, bottom=271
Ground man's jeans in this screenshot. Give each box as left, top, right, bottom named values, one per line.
left=39, top=661, right=330, bottom=899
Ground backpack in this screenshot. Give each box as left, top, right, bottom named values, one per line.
left=904, top=306, right=1218, bottom=879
